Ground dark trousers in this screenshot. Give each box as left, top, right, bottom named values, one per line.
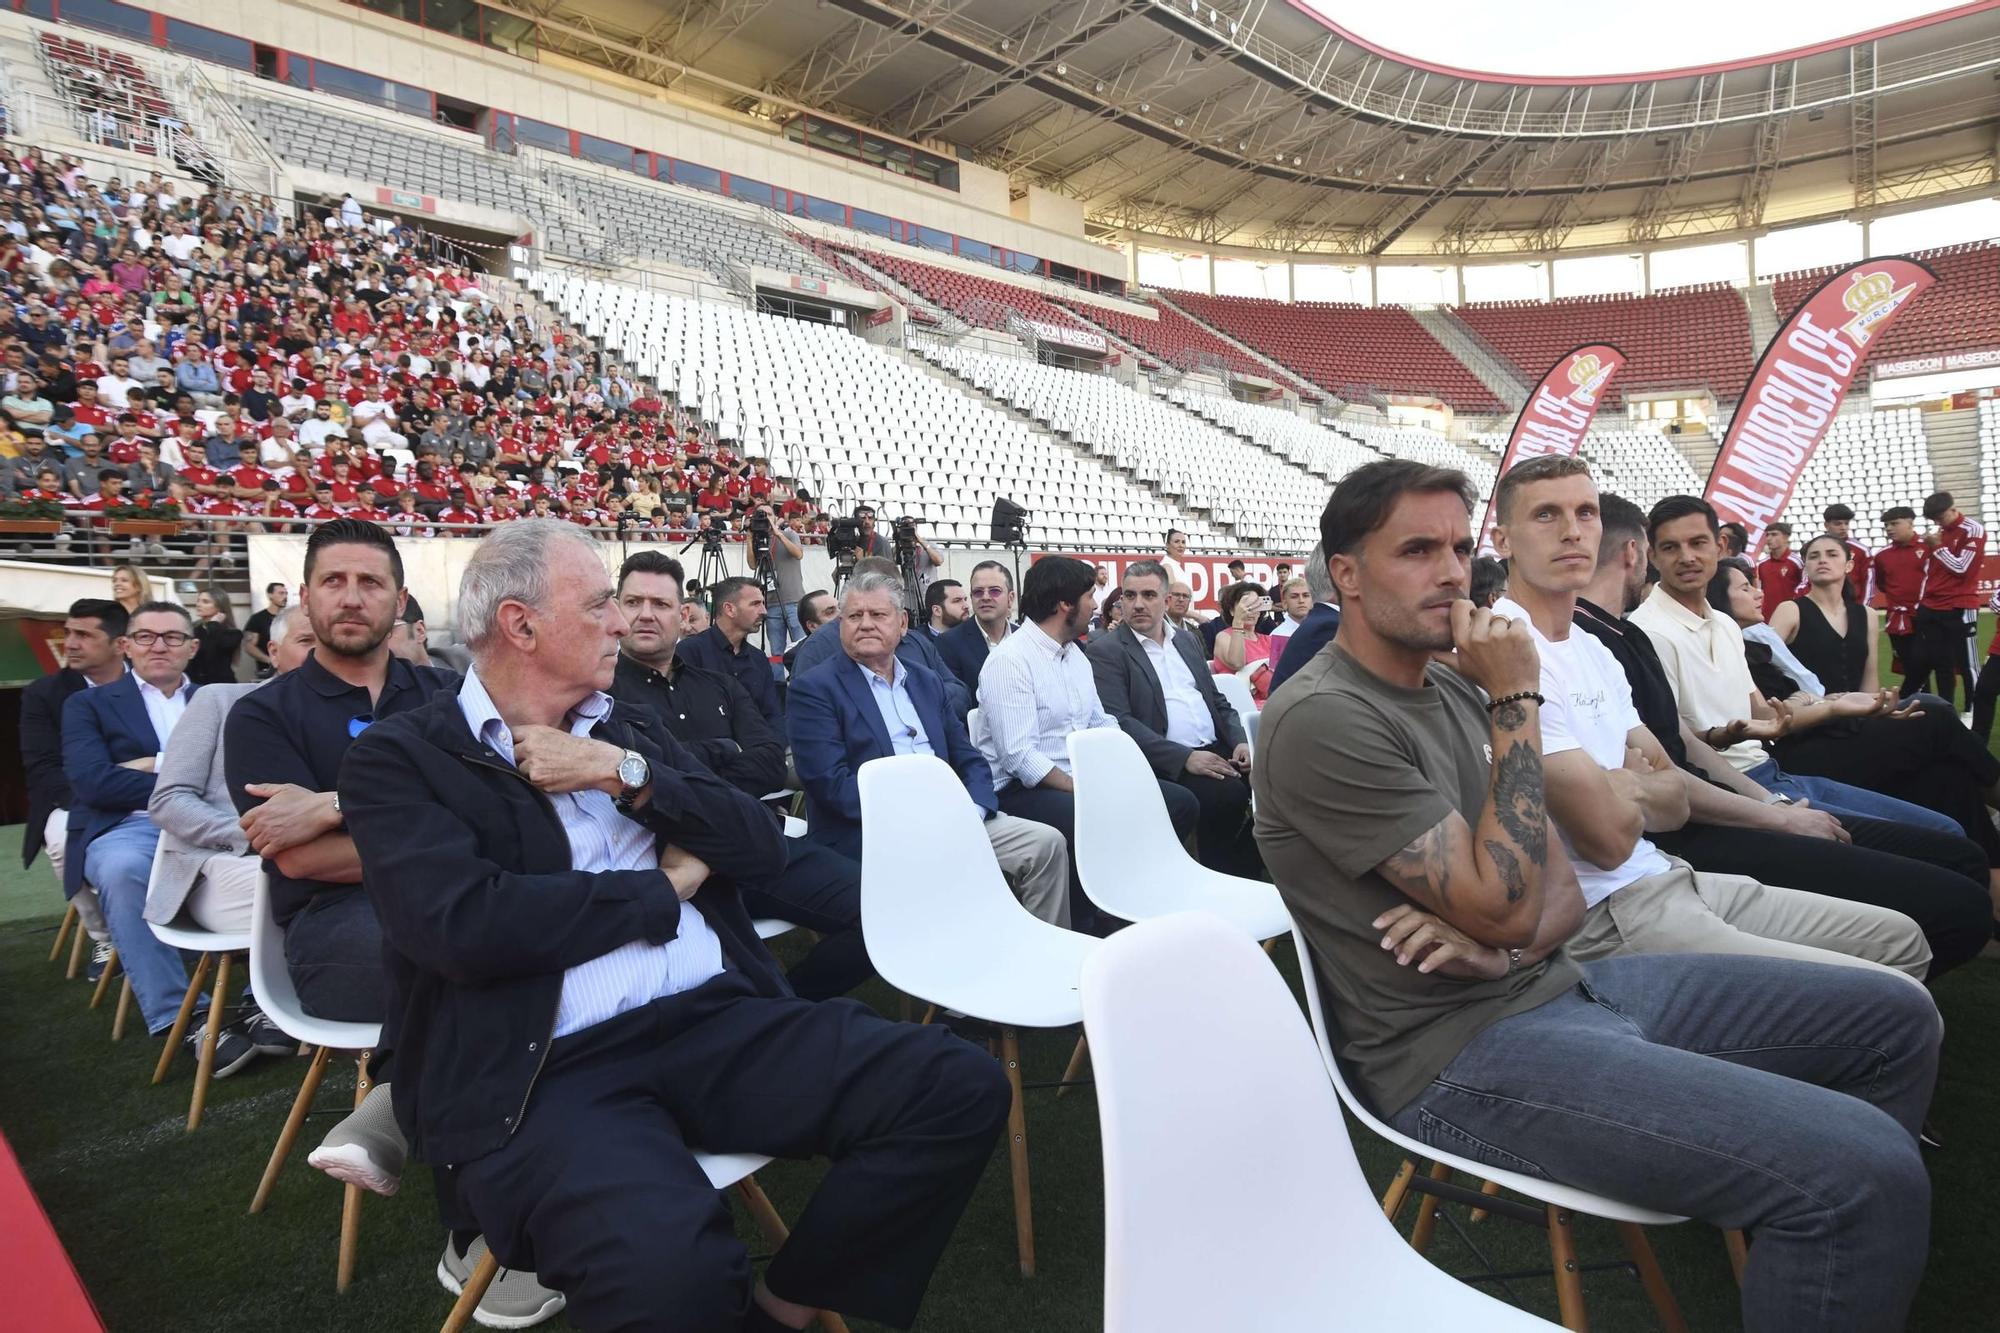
left=1890, top=632, right=1929, bottom=698
left=1973, top=654, right=2000, bottom=743
left=742, top=840, right=872, bottom=1002
left=1173, top=747, right=1264, bottom=879
left=1775, top=701, right=2000, bottom=867
left=1914, top=607, right=1980, bottom=710
left=997, top=776, right=1197, bottom=932
left=1652, top=814, right=1992, bottom=978
left=451, top=972, right=1011, bottom=1333
left=285, top=888, right=387, bottom=1023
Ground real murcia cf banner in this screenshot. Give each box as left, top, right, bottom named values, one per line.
left=1476, top=344, right=1626, bottom=554
left=1704, top=257, right=1937, bottom=542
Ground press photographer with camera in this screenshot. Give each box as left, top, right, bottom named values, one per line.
left=749, top=501, right=808, bottom=665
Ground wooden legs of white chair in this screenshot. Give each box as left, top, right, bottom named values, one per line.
left=189, top=950, right=232, bottom=1132
left=1615, top=1221, right=1688, bottom=1333
left=1407, top=1162, right=1452, bottom=1255
left=111, top=977, right=135, bottom=1041
left=440, top=1250, right=497, bottom=1333
left=154, top=953, right=215, bottom=1084
left=733, top=1177, right=853, bottom=1333
left=1724, top=1228, right=1748, bottom=1286
left=1056, top=1035, right=1089, bottom=1097
left=50, top=901, right=77, bottom=964
left=66, top=912, right=90, bottom=979
left=336, top=1050, right=373, bottom=1292
left=1546, top=1206, right=1587, bottom=1331
left=999, top=1027, right=1035, bottom=1279
left=1379, top=1158, right=1418, bottom=1224
left=89, top=946, right=121, bottom=1008
left=252, top=1045, right=331, bottom=1214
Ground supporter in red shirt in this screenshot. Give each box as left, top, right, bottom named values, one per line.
left=300, top=484, right=344, bottom=521
left=1973, top=587, right=2000, bottom=743
left=1870, top=504, right=1929, bottom=697
left=227, top=441, right=275, bottom=499
left=67, top=379, right=115, bottom=434
left=1754, top=523, right=1805, bottom=620
left=435, top=490, right=482, bottom=530
left=107, top=414, right=146, bottom=464
left=407, top=460, right=450, bottom=505
left=744, top=458, right=775, bottom=502
left=694, top=474, right=733, bottom=519
left=1916, top=490, right=1989, bottom=711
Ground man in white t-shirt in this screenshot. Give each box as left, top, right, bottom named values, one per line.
left=1490, top=456, right=1929, bottom=982
left=349, top=397, right=406, bottom=450
left=160, top=221, right=200, bottom=266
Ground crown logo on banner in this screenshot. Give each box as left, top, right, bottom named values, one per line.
left=1566, top=351, right=1614, bottom=402
left=1839, top=269, right=1918, bottom=347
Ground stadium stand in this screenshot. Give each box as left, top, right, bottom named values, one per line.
left=1165, top=389, right=1381, bottom=487
left=1773, top=242, right=2000, bottom=374
left=1454, top=284, right=1756, bottom=404
left=1162, top=291, right=1507, bottom=413
left=549, top=164, right=839, bottom=281
left=1474, top=427, right=1706, bottom=515
left=1059, top=297, right=1318, bottom=397
left=526, top=269, right=1213, bottom=548
left=1776, top=407, right=1938, bottom=551
left=845, top=247, right=1100, bottom=342
left=1982, top=400, right=2000, bottom=530
left=915, top=342, right=1331, bottom=547
left=34, top=30, right=177, bottom=157
left=1332, top=419, right=1500, bottom=505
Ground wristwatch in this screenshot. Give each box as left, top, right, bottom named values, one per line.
left=1505, top=947, right=1524, bottom=976
left=612, top=749, right=650, bottom=814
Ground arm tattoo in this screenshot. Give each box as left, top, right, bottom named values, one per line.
left=1489, top=741, right=1548, bottom=867
left=1483, top=839, right=1528, bottom=903
left=1384, top=821, right=1453, bottom=907
left=1491, top=698, right=1528, bottom=731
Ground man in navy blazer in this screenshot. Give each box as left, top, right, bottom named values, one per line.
left=934, top=558, right=1016, bottom=695
left=789, top=570, right=1071, bottom=926
left=1270, top=548, right=1342, bottom=693
left=61, top=600, right=206, bottom=1044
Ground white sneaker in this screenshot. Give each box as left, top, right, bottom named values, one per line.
left=438, top=1235, right=566, bottom=1329
left=307, top=1080, right=406, bottom=1196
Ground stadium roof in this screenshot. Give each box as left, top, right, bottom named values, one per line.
left=487, top=0, right=2000, bottom=259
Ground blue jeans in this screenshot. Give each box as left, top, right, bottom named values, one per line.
left=1389, top=953, right=1937, bottom=1332
left=1744, top=757, right=1964, bottom=836
left=83, top=814, right=190, bottom=1035
left=764, top=601, right=803, bottom=674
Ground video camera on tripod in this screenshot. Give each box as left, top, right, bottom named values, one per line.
left=826, top=513, right=863, bottom=586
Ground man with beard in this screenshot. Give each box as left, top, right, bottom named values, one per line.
left=223, top=519, right=454, bottom=1022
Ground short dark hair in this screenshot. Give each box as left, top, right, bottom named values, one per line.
left=1645, top=495, right=1719, bottom=546
left=129, top=599, right=193, bottom=629
left=1922, top=491, right=1954, bottom=521
left=1470, top=556, right=1509, bottom=606
left=1880, top=506, right=1916, bottom=524
left=96, top=466, right=122, bottom=485
left=1164, top=527, right=1184, bottom=544
left=1765, top=521, right=1792, bottom=537
left=304, top=517, right=404, bottom=587
left=708, top=575, right=759, bottom=612
left=798, top=589, right=833, bottom=630
left=1596, top=493, right=1647, bottom=570
left=1320, top=459, right=1475, bottom=558
left=968, top=559, right=1013, bottom=590
left=1123, top=559, right=1169, bottom=588
left=400, top=592, right=426, bottom=626
left=1493, top=454, right=1593, bottom=524
left=1822, top=504, right=1854, bottom=523
left=1227, top=559, right=1246, bottom=573
left=1021, top=555, right=1097, bottom=622
left=1707, top=557, right=1755, bottom=617
left=1718, top=522, right=1749, bottom=553
left=616, top=549, right=684, bottom=596
left=265, top=581, right=286, bottom=594
left=923, top=579, right=962, bottom=619
left=68, top=597, right=127, bottom=638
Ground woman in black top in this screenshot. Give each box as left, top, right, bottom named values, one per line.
left=1768, top=534, right=1878, bottom=694
left=188, top=586, right=244, bottom=686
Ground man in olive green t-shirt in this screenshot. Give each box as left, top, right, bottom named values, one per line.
left=1255, top=460, right=1938, bottom=1331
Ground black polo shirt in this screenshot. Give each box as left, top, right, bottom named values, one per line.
left=1573, top=597, right=1697, bottom=774
left=223, top=650, right=457, bottom=926
left=612, top=652, right=785, bottom=798
left=672, top=623, right=783, bottom=729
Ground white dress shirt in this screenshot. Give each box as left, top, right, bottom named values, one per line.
left=137, top=674, right=191, bottom=753
left=1628, top=584, right=1767, bottom=773
left=456, top=666, right=723, bottom=1039
left=1139, top=631, right=1215, bottom=749
left=977, top=620, right=1112, bottom=789
left=860, top=658, right=933, bottom=757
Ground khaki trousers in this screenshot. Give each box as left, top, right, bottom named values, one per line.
left=985, top=812, right=1070, bottom=929
left=1570, top=858, right=1932, bottom=989
left=184, top=854, right=261, bottom=935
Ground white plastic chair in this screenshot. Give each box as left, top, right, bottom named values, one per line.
left=1067, top=728, right=1287, bottom=941
left=144, top=847, right=254, bottom=1132
left=752, top=815, right=810, bottom=941
left=247, top=871, right=384, bottom=1292
left=1290, top=923, right=1695, bottom=1330
left=859, top=753, right=1098, bottom=1277
left=1083, top=913, right=1559, bottom=1331
left=1212, top=670, right=1260, bottom=753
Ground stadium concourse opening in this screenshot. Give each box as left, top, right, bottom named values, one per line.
left=2, top=0, right=2000, bottom=1329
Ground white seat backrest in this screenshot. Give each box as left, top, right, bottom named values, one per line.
left=1068, top=727, right=1198, bottom=913
left=248, top=871, right=303, bottom=1025
left=1214, top=670, right=1258, bottom=724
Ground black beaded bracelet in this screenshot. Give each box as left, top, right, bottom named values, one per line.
left=1486, top=690, right=1545, bottom=712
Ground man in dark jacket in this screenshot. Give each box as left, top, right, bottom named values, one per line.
left=1269, top=542, right=1342, bottom=693
left=934, top=558, right=1015, bottom=694
left=340, top=520, right=1008, bottom=1333
left=20, top=598, right=128, bottom=956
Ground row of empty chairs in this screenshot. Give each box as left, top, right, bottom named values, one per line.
left=1454, top=284, right=1755, bottom=405
left=1779, top=407, right=1936, bottom=551
left=1981, top=400, right=2000, bottom=538
left=1466, top=427, right=1706, bottom=517
left=1773, top=242, right=2000, bottom=377
left=36, top=30, right=177, bottom=157
left=917, top=343, right=1331, bottom=548
left=1331, top=419, right=1500, bottom=507
left=851, top=247, right=1100, bottom=342
left=1167, top=389, right=1382, bottom=491
left=549, top=165, right=837, bottom=282
left=1061, top=297, right=1317, bottom=397
left=525, top=269, right=1217, bottom=549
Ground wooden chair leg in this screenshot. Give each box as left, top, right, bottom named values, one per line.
left=336, top=1050, right=372, bottom=1292
left=50, top=902, right=77, bottom=963
left=1055, top=1034, right=1089, bottom=1097
left=189, top=950, right=233, bottom=1132
left=999, top=1027, right=1035, bottom=1278
left=1546, top=1205, right=1589, bottom=1332
left=733, top=1177, right=851, bottom=1333
left=66, top=913, right=89, bottom=979
left=111, top=977, right=134, bottom=1041
left=918, top=1003, right=938, bottom=1026
left=252, top=1046, right=331, bottom=1213
left=154, top=953, right=214, bottom=1084
left=1724, top=1228, right=1748, bottom=1286
left=1615, top=1222, right=1688, bottom=1333
left=1407, top=1162, right=1453, bottom=1254
left=1469, top=1177, right=1504, bottom=1223
left=441, top=1249, right=498, bottom=1333
left=1380, top=1158, right=1418, bottom=1225
left=89, top=947, right=120, bottom=1008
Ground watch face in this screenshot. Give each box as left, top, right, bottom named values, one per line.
left=618, top=753, right=648, bottom=789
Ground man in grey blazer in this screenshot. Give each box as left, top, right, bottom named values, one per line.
left=146, top=608, right=315, bottom=938
left=1086, top=561, right=1263, bottom=878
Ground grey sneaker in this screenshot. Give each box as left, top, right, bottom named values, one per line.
left=438, top=1234, right=565, bottom=1329
left=307, top=1079, right=406, bottom=1197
